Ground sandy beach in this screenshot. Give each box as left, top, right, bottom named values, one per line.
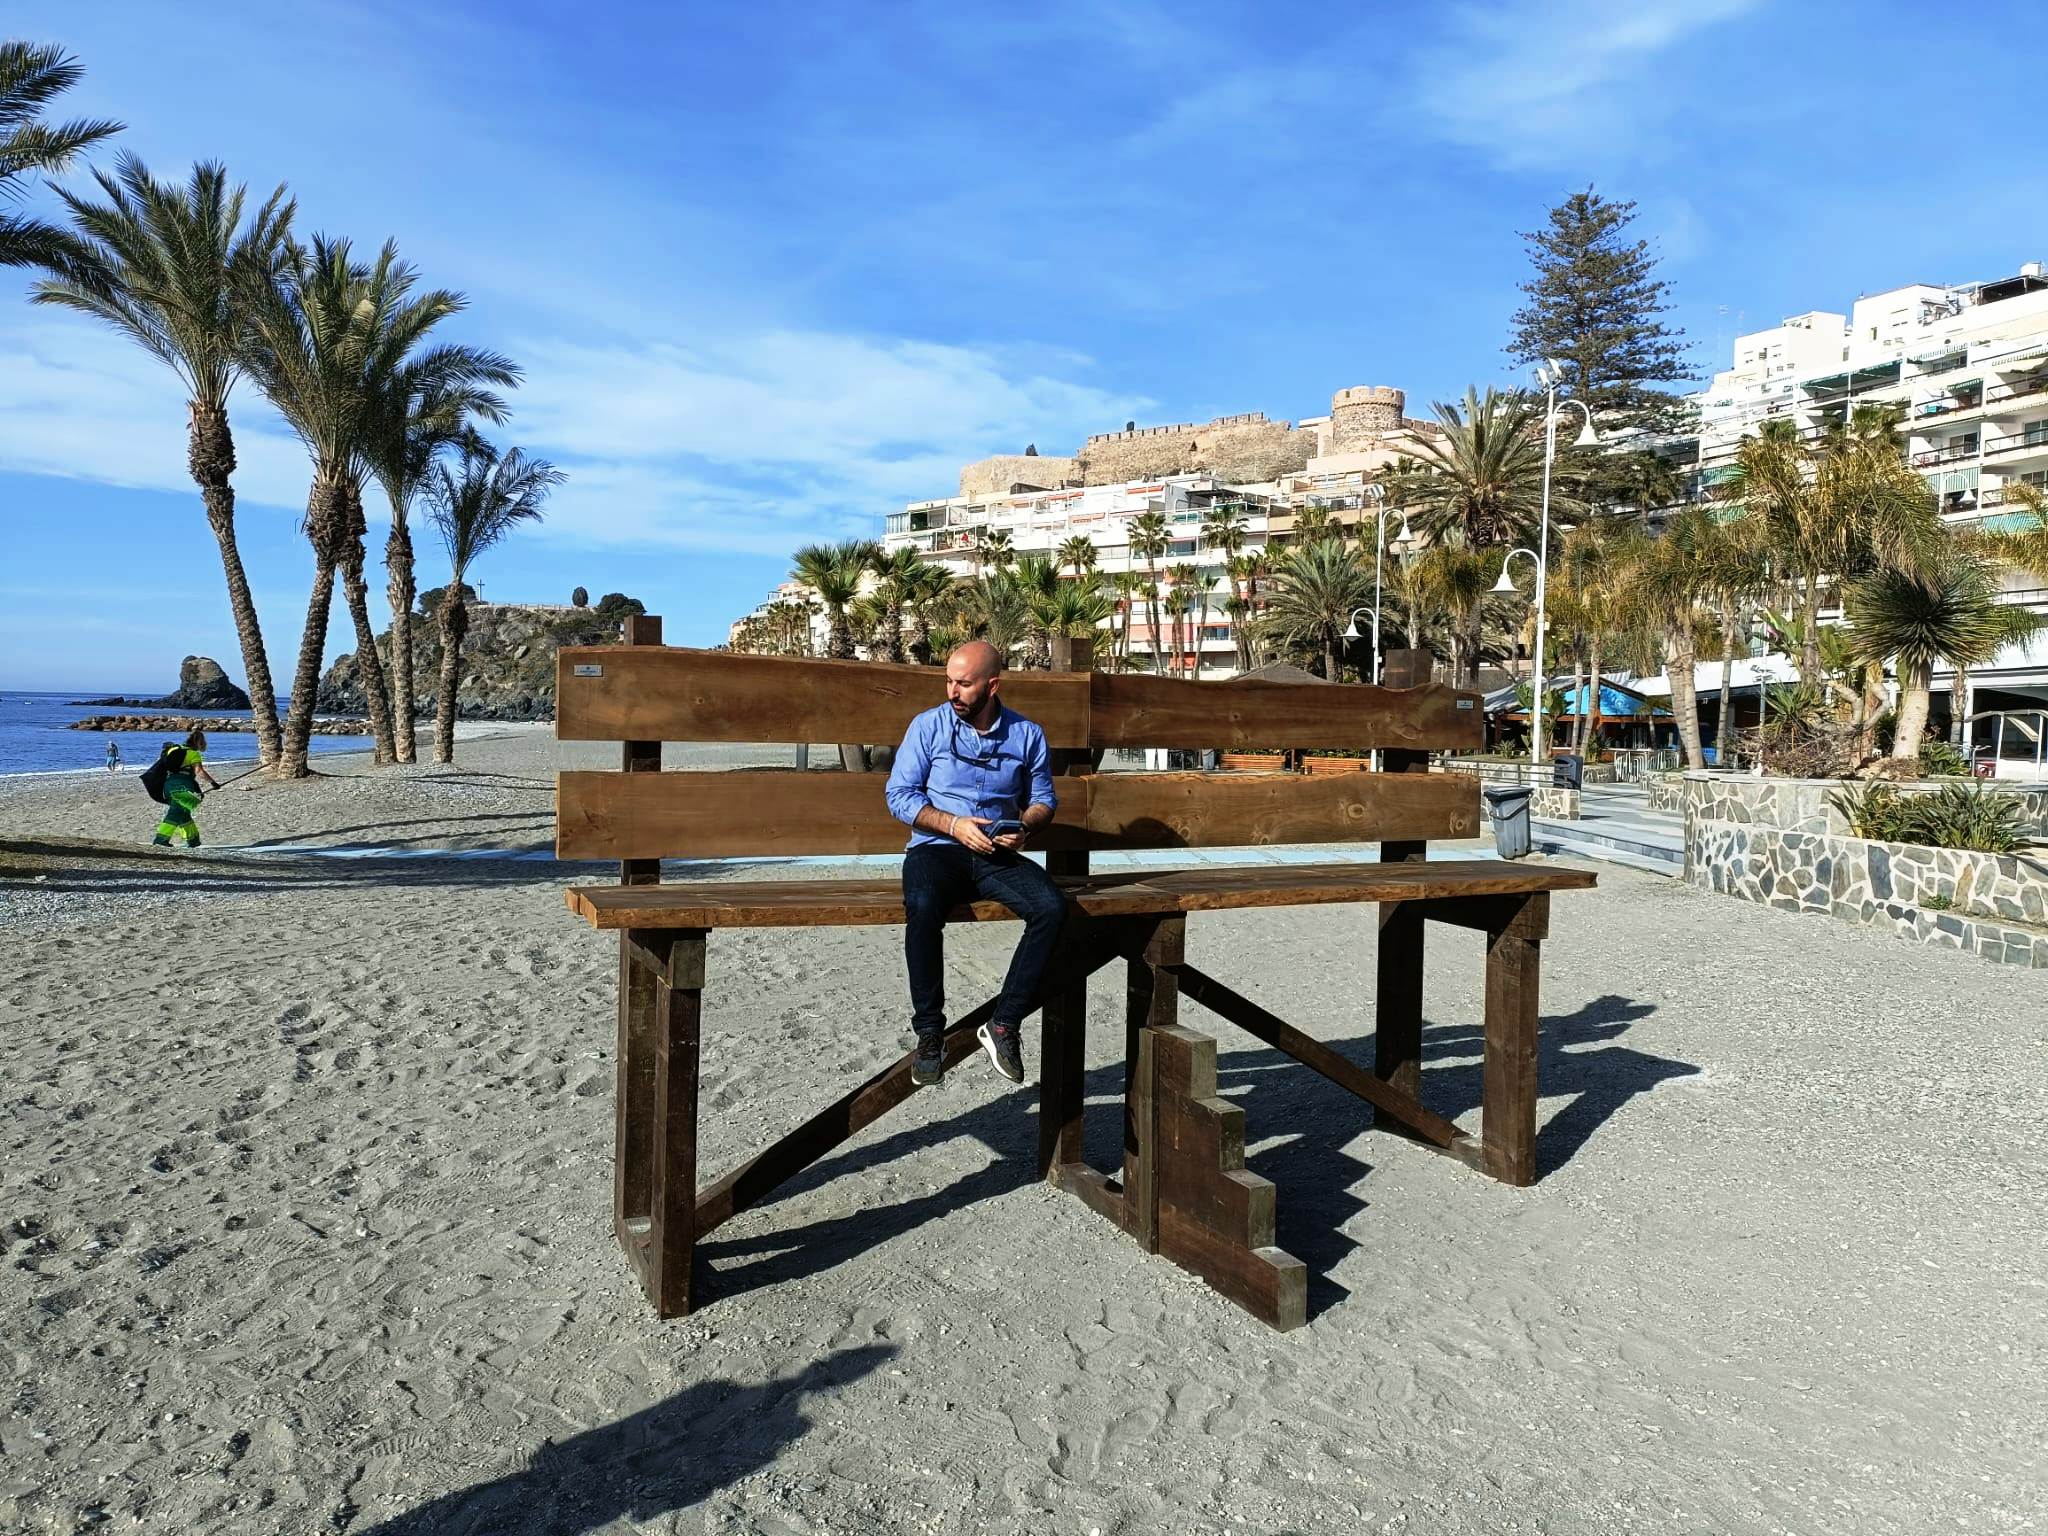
left=3, top=732, right=2045, bottom=1535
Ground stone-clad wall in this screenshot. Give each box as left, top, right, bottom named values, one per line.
left=1685, top=773, right=2048, bottom=968
left=1684, top=771, right=2048, bottom=838
left=1646, top=772, right=1686, bottom=814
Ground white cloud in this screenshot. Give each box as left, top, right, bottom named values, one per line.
left=0, top=313, right=1147, bottom=559
left=1406, top=0, right=1762, bottom=170
left=0, top=316, right=313, bottom=512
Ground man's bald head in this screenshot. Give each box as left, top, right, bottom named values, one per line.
left=948, top=640, right=1003, bottom=680
left=945, top=640, right=1004, bottom=724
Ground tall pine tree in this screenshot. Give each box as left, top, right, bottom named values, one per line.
left=1508, top=188, right=1689, bottom=428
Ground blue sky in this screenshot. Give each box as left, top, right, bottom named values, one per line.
left=5, top=0, right=2046, bottom=688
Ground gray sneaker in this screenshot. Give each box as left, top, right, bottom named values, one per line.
left=911, top=1035, right=945, bottom=1087
left=978, top=1022, right=1024, bottom=1083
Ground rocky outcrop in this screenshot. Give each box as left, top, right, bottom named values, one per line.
left=71, top=655, right=252, bottom=710
left=316, top=594, right=645, bottom=721
left=69, top=714, right=368, bottom=735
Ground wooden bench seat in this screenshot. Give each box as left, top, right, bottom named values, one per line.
left=553, top=622, right=1597, bottom=1331
left=566, top=859, right=1595, bottom=929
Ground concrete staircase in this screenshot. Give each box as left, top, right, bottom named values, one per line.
left=1531, top=784, right=1683, bottom=876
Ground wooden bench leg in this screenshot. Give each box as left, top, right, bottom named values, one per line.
left=1122, top=915, right=1181, bottom=1252
left=1374, top=900, right=1425, bottom=1122
left=614, top=933, right=659, bottom=1230
left=1038, top=967, right=1087, bottom=1180
left=616, top=929, right=705, bottom=1316
left=1482, top=924, right=1540, bottom=1187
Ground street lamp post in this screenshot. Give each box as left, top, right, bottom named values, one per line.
left=1493, top=361, right=1596, bottom=772
left=1341, top=484, right=1411, bottom=684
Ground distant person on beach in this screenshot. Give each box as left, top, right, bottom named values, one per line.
left=105, top=739, right=119, bottom=773
left=885, top=640, right=1062, bottom=1088
left=151, top=729, right=220, bottom=849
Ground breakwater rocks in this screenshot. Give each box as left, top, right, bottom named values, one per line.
left=69, top=715, right=371, bottom=736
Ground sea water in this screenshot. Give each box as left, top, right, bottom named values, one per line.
left=0, top=691, right=358, bottom=777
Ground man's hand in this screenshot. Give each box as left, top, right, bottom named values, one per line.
left=992, top=826, right=1029, bottom=852
left=951, top=815, right=996, bottom=854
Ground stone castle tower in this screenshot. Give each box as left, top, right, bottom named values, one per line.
left=1325, top=386, right=1406, bottom=454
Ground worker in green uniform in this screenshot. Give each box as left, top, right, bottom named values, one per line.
left=153, top=729, right=221, bottom=848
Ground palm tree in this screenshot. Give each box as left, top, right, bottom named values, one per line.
left=30, top=155, right=291, bottom=767
left=1014, top=553, right=1062, bottom=667
left=1403, top=387, right=1560, bottom=550
left=426, top=441, right=561, bottom=763
left=1058, top=533, right=1098, bottom=581
left=1227, top=549, right=1271, bottom=670
left=1261, top=541, right=1371, bottom=681
left=1108, top=569, right=1146, bottom=671
left=1728, top=418, right=1943, bottom=695
left=957, top=569, right=1030, bottom=662
left=1690, top=512, right=1768, bottom=765
left=1627, top=506, right=1716, bottom=768
left=1128, top=510, right=1170, bottom=673
left=240, top=235, right=516, bottom=775
left=980, top=526, right=1015, bottom=575
left=867, top=545, right=926, bottom=663
left=1847, top=541, right=2042, bottom=762
left=0, top=42, right=119, bottom=272
left=791, top=539, right=878, bottom=659
left=904, top=560, right=954, bottom=664
left=1409, top=543, right=1494, bottom=688
left=365, top=375, right=507, bottom=762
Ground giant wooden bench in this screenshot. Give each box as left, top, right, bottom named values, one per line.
left=556, top=618, right=1595, bottom=1330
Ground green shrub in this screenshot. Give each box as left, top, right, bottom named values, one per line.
left=1917, top=739, right=1969, bottom=777
left=1827, top=780, right=2022, bottom=854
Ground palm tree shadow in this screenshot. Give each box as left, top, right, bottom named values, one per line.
left=351, top=1343, right=896, bottom=1535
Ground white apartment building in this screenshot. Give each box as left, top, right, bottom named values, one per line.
left=1687, top=265, right=2048, bottom=772
left=880, top=447, right=1417, bottom=678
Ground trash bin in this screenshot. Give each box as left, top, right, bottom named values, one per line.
left=1484, top=785, right=1533, bottom=859
left=1551, top=752, right=1583, bottom=790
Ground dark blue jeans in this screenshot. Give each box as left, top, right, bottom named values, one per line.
left=902, top=843, right=1067, bottom=1040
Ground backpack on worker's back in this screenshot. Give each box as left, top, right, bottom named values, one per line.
left=139, top=741, right=183, bottom=804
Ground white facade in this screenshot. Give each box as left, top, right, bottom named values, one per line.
left=1686, top=265, right=2048, bottom=761
left=878, top=442, right=1419, bottom=678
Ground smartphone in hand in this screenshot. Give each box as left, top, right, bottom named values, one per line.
left=988, top=818, right=1025, bottom=839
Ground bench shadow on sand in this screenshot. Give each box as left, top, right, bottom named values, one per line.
left=351, top=1344, right=897, bottom=1535
left=694, top=988, right=1690, bottom=1323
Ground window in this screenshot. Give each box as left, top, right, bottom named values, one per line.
left=1169, top=540, right=1196, bottom=556
left=1954, top=433, right=1979, bottom=454
left=2025, top=420, right=2048, bottom=447
left=2020, top=469, right=2048, bottom=488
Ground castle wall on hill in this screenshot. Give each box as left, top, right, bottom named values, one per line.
left=953, top=387, right=1411, bottom=498
left=959, top=453, right=1080, bottom=497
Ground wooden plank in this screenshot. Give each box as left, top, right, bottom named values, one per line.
left=1419, top=891, right=1550, bottom=942
left=645, top=932, right=704, bottom=1316
left=556, top=645, right=1092, bottom=746
left=1079, top=770, right=1478, bottom=850
left=565, top=860, right=1597, bottom=930
left=1155, top=1204, right=1308, bottom=1332
left=1482, top=928, right=1542, bottom=1187
left=1165, top=962, right=1464, bottom=1149
left=556, top=767, right=1481, bottom=861
left=619, top=614, right=663, bottom=887
left=1050, top=1162, right=1136, bottom=1235
left=1089, top=671, right=1482, bottom=751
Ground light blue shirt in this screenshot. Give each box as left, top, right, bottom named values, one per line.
left=885, top=702, right=1056, bottom=850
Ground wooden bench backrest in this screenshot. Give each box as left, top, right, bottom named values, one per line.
left=553, top=631, right=1483, bottom=861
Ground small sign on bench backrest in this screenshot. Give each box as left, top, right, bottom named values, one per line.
left=553, top=643, right=1484, bottom=862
